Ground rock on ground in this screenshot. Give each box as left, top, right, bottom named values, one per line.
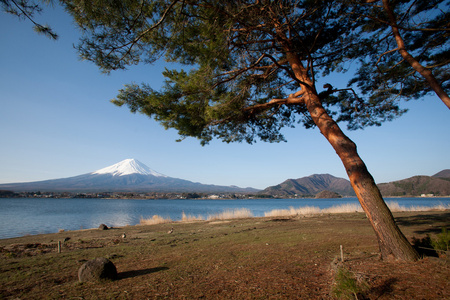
left=78, top=257, right=117, bottom=282
left=98, top=224, right=109, bottom=230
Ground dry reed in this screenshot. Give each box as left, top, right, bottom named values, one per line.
left=264, top=206, right=321, bottom=217
left=207, top=208, right=253, bottom=221
left=140, top=215, right=172, bottom=225
left=387, top=201, right=450, bottom=212
left=181, top=211, right=204, bottom=222
left=139, top=202, right=449, bottom=225
left=323, top=203, right=363, bottom=214
left=264, top=202, right=448, bottom=218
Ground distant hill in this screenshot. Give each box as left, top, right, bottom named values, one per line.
left=378, top=173, right=450, bottom=197
left=260, top=174, right=355, bottom=197
left=0, top=159, right=259, bottom=194
left=315, top=190, right=342, bottom=199
left=432, top=169, right=450, bottom=179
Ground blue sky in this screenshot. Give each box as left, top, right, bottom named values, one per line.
left=1, top=5, right=449, bottom=190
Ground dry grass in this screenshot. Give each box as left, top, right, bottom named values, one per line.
left=324, top=203, right=364, bottom=214
left=387, top=201, right=450, bottom=212
left=139, top=203, right=449, bottom=225
left=181, top=211, right=204, bottom=222
left=264, top=202, right=449, bottom=218
left=141, top=208, right=254, bottom=224
left=139, top=215, right=172, bottom=225
left=264, top=205, right=321, bottom=217
left=264, top=204, right=362, bottom=217
left=207, top=208, right=253, bottom=221
left=0, top=211, right=448, bottom=299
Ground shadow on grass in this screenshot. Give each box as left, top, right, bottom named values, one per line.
left=369, top=277, right=398, bottom=299
left=118, top=267, right=169, bottom=279
left=411, top=235, right=439, bottom=257
left=394, top=212, right=450, bottom=235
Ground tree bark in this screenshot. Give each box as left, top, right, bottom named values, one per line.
left=286, top=52, right=420, bottom=261
left=382, top=0, right=450, bottom=110
left=306, top=92, right=419, bottom=261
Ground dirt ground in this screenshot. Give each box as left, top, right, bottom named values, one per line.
left=0, top=211, right=448, bottom=299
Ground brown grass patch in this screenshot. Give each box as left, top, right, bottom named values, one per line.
left=0, top=211, right=448, bottom=299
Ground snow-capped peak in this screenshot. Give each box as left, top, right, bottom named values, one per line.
left=92, top=159, right=167, bottom=177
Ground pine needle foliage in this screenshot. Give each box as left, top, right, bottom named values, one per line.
left=60, top=0, right=448, bottom=145
left=347, top=0, right=449, bottom=108
left=432, top=227, right=450, bottom=252
left=1, top=0, right=58, bottom=39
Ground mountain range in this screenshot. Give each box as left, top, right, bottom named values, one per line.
left=260, top=170, right=450, bottom=197
left=0, top=159, right=258, bottom=194
left=1, top=159, right=448, bottom=197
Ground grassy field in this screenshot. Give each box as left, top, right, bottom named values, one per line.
left=0, top=210, right=448, bottom=299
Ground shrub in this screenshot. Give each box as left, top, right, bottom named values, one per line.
left=431, top=228, right=449, bottom=252
left=411, top=235, right=438, bottom=257
left=332, top=267, right=369, bottom=300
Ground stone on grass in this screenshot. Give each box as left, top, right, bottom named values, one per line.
left=98, top=224, right=109, bottom=230
left=78, top=257, right=118, bottom=282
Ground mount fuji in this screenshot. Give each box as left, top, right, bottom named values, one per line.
left=92, top=159, right=167, bottom=177
left=0, top=159, right=259, bottom=193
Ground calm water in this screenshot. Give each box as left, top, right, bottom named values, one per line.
left=0, top=197, right=449, bottom=239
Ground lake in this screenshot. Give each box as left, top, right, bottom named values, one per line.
left=0, top=197, right=449, bottom=239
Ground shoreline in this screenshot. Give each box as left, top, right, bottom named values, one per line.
left=1, top=210, right=448, bottom=299
left=1, top=198, right=449, bottom=240
left=1, top=207, right=449, bottom=242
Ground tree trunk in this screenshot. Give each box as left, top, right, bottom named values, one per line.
left=305, top=92, right=419, bottom=261
left=285, top=52, right=420, bottom=261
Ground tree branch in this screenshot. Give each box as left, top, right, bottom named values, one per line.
left=106, top=0, right=181, bottom=63
left=243, top=90, right=305, bottom=113
left=9, top=0, right=58, bottom=39
left=382, top=0, right=450, bottom=109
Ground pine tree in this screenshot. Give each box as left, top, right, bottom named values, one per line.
left=58, top=0, right=448, bottom=261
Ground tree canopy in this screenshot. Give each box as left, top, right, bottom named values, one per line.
left=59, top=0, right=442, bottom=143
left=59, top=0, right=448, bottom=146
left=349, top=0, right=450, bottom=109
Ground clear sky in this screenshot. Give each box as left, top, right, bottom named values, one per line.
left=1, top=5, right=449, bottom=190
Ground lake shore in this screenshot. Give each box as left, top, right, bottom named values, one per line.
left=2, top=197, right=449, bottom=240
left=1, top=210, right=449, bottom=299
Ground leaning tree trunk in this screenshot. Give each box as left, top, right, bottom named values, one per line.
left=305, top=91, right=419, bottom=261
left=286, top=52, right=420, bottom=261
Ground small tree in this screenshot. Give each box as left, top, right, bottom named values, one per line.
left=59, top=0, right=435, bottom=261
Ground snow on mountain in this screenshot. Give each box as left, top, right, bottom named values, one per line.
left=0, top=159, right=260, bottom=193
left=92, top=159, right=167, bottom=177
